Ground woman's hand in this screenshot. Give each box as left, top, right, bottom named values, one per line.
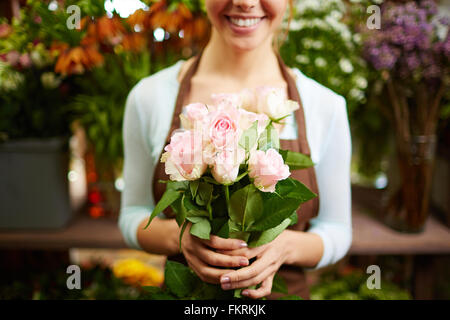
left=216, top=230, right=296, bottom=299
left=180, top=223, right=250, bottom=284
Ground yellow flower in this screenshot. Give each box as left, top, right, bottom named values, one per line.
left=112, top=259, right=163, bottom=287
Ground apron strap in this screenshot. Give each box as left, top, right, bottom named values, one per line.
left=275, top=52, right=311, bottom=157
left=165, top=50, right=204, bottom=143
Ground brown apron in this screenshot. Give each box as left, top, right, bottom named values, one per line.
left=152, top=50, right=320, bottom=300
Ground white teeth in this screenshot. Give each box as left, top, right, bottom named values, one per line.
left=229, top=17, right=261, bottom=27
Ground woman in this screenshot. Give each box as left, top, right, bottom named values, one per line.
left=119, top=0, right=352, bottom=300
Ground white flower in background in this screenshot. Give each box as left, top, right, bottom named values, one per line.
left=302, top=38, right=314, bottom=49
left=339, top=58, right=354, bottom=73
left=312, top=40, right=324, bottom=49
left=30, top=43, right=53, bottom=68
left=353, top=34, right=362, bottom=44
left=330, top=10, right=343, bottom=20
left=315, top=57, right=327, bottom=68
left=41, top=72, right=62, bottom=89
left=354, top=76, right=368, bottom=89
left=350, top=88, right=364, bottom=101
left=295, top=54, right=310, bottom=64
left=0, top=67, right=24, bottom=91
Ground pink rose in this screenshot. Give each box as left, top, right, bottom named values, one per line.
left=19, top=53, right=32, bottom=68
left=207, top=106, right=240, bottom=150
left=180, top=103, right=209, bottom=129
left=248, top=148, right=290, bottom=192
left=5, top=50, right=20, bottom=67
left=161, top=130, right=206, bottom=181
left=211, top=147, right=245, bottom=185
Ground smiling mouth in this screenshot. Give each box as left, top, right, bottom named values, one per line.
left=225, top=15, right=266, bottom=28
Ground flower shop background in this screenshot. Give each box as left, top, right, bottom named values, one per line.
left=0, top=0, right=449, bottom=300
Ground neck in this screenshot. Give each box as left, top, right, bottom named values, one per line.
left=199, top=29, right=282, bottom=86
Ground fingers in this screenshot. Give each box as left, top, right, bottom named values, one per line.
left=216, top=244, right=267, bottom=260
left=220, top=256, right=275, bottom=290
left=200, top=235, right=248, bottom=250
left=187, top=254, right=235, bottom=284
left=196, top=244, right=249, bottom=268
left=242, top=276, right=274, bottom=299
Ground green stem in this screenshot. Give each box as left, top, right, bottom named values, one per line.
left=224, top=185, right=230, bottom=214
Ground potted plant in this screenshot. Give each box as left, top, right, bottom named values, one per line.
left=0, top=2, right=84, bottom=229
left=362, top=0, right=449, bottom=232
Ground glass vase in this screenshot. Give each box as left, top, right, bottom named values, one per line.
left=383, top=134, right=437, bottom=233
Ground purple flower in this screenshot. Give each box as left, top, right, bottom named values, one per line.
left=363, top=0, right=447, bottom=81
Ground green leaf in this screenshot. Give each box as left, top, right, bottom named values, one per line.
left=189, top=217, right=211, bottom=240
left=276, top=178, right=317, bottom=202
left=195, top=182, right=213, bottom=207
left=228, top=184, right=263, bottom=231
left=247, top=196, right=301, bottom=231
left=183, top=195, right=209, bottom=218
left=201, top=176, right=221, bottom=185
left=167, top=180, right=189, bottom=191
left=272, top=274, right=288, bottom=294
left=239, top=121, right=258, bottom=152
left=211, top=217, right=228, bottom=235
left=173, top=195, right=185, bottom=227
left=189, top=180, right=199, bottom=198
left=248, top=217, right=291, bottom=247
left=258, top=123, right=279, bottom=151
left=288, top=211, right=298, bottom=226
left=186, top=216, right=206, bottom=224
left=164, top=261, right=199, bottom=298
left=279, top=149, right=314, bottom=170
left=143, top=189, right=181, bottom=229
left=179, top=220, right=189, bottom=251
left=228, top=219, right=250, bottom=242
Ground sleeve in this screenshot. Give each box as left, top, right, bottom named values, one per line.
left=306, top=95, right=353, bottom=270
left=118, top=84, right=155, bottom=250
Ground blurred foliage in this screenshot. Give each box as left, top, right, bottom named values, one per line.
left=0, top=260, right=414, bottom=300
left=0, top=0, right=83, bottom=140
left=280, top=0, right=393, bottom=180
left=310, top=268, right=412, bottom=300
left=281, top=0, right=370, bottom=114
left=70, top=52, right=150, bottom=171
left=0, top=0, right=210, bottom=175
left=0, top=264, right=144, bottom=300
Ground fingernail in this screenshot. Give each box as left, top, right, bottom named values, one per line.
left=239, top=242, right=248, bottom=248
left=220, top=276, right=230, bottom=284
left=242, top=290, right=249, bottom=296
left=239, top=258, right=249, bottom=266
left=222, top=283, right=231, bottom=290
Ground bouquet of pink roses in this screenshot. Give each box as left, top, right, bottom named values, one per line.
left=144, top=87, right=317, bottom=300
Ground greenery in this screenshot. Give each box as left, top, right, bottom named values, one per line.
left=0, top=264, right=142, bottom=300
left=310, top=269, right=412, bottom=300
